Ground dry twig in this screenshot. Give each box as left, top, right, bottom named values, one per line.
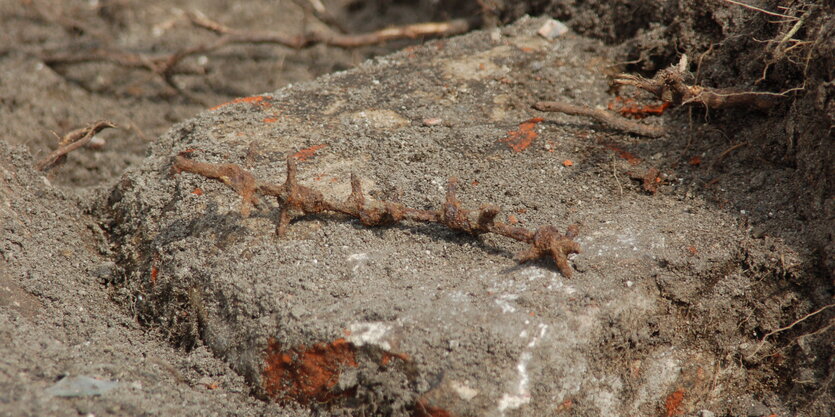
left=40, top=10, right=473, bottom=97
left=173, top=152, right=581, bottom=277
left=533, top=101, right=666, bottom=137
left=710, top=142, right=749, bottom=170
left=720, top=0, right=799, bottom=20
left=35, top=120, right=117, bottom=171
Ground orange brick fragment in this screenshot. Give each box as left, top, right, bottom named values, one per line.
left=262, top=338, right=357, bottom=404
left=664, top=388, right=685, bottom=417
left=210, top=95, right=273, bottom=111
left=292, top=144, right=327, bottom=161
left=556, top=399, right=574, bottom=412
left=562, top=159, right=574, bottom=167
left=263, top=117, right=279, bottom=123
left=381, top=351, right=409, bottom=366
left=498, top=118, right=544, bottom=152
left=192, top=188, right=203, bottom=195
left=608, top=96, right=670, bottom=119
left=412, top=399, right=456, bottom=417
left=605, top=144, right=641, bottom=165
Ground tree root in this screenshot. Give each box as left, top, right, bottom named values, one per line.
left=612, top=55, right=785, bottom=111
left=535, top=54, right=789, bottom=138
left=173, top=152, right=581, bottom=277
left=533, top=101, right=666, bottom=137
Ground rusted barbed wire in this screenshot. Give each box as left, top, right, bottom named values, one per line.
left=173, top=152, right=581, bottom=277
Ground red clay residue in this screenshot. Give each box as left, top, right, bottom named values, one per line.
left=608, top=97, right=670, bottom=119
left=262, top=338, right=357, bottom=404
left=605, top=144, right=641, bottom=165
left=210, top=95, right=273, bottom=111
left=664, top=388, right=685, bottom=417
left=412, top=399, right=456, bottom=417
left=688, top=156, right=702, bottom=166
left=562, top=159, right=574, bottom=167
left=292, top=144, right=327, bottom=161
left=380, top=351, right=410, bottom=367
left=192, top=188, right=203, bottom=196
left=263, top=116, right=279, bottom=123
left=498, top=117, right=544, bottom=152
left=150, top=266, right=158, bottom=286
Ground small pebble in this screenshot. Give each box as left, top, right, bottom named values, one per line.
left=537, top=19, right=569, bottom=40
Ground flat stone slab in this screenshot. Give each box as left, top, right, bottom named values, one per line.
left=110, top=17, right=755, bottom=416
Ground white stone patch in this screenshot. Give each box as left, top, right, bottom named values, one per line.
left=587, top=374, right=624, bottom=417
left=342, top=109, right=409, bottom=130
left=630, top=349, right=683, bottom=412
left=347, top=253, right=369, bottom=272
left=494, top=294, right=518, bottom=313
left=497, top=323, right=548, bottom=415
left=579, top=224, right=668, bottom=260
left=346, top=322, right=392, bottom=351
left=449, top=380, right=479, bottom=401
left=537, top=19, right=569, bottom=40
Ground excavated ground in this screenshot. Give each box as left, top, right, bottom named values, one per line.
left=1, top=1, right=831, bottom=417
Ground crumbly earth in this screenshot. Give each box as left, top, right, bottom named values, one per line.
left=1, top=1, right=832, bottom=417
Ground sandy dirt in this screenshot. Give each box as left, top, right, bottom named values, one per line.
left=1, top=1, right=832, bottom=417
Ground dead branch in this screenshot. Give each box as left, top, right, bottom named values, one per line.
left=40, top=11, right=473, bottom=97
left=533, top=101, right=666, bottom=137
left=35, top=120, right=117, bottom=171
left=612, top=55, right=785, bottom=111
left=173, top=152, right=581, bottom=277
left=187, top=12, right=473, bottom=48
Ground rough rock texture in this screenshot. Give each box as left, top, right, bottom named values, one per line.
left=103, top=17, right=830, bottom=416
